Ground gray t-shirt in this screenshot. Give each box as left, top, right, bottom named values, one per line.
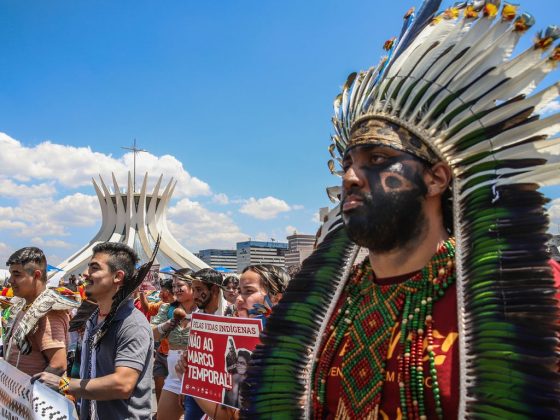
left=80, top=299, right=153, bottom=419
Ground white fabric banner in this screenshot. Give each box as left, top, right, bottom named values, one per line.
left=0, top=359, right=78, bottom=420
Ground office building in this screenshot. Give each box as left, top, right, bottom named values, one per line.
left=236, top=240, right=288, bottom=272
left=196, top=249, right=237, bottom=272
left=285, top=233, right=315, bottom=268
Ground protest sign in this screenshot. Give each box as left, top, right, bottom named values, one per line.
left=182, top=313, right=262, bottom=408
left=0, top=359, right=78, bottom=420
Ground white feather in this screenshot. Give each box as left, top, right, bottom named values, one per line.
left=451, top=136, right=560, bottom=171
left=442, top=113, right=560, bottom=159
left=349, top=70, right=371, bottom=122
left=441, top=48, right=546, bottom=128
left=385, top=20, right=448, bottom=79
left=408, top=17, right=497, bottom=122
left=443, top=57, right=556, bottom=135
left=397, top=19, right=473, bottom=118
left=382, top=20, right=457, bottom=112
left=417, top=22, right=518, bottom=129
left=495, top=163, right=560, bottom=187
left=441, top=83, right=560, bottom=144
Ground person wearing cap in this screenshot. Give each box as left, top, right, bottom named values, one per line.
left=181, top=267, right=229, bottom=419
left=191, top=268, right=228, bottom=316
left=188, top=264, right=289, bottom=419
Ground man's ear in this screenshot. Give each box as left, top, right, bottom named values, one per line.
left=33, top=269, right=43, bottom=282
left=425, top=162, right=452, bottom=198
left=114, top=270, right=126, bottom=286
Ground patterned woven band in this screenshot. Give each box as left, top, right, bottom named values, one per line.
left=348, top=117, right=439, bottom=164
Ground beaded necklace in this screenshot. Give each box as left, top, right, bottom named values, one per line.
left=311, top=238, right=456, bottom=419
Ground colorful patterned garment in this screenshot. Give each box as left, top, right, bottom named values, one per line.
left=150, top=302, right=192, bottom=349
left=4, top=287, right=81, bottom=360
left=313, top=239, right=457, bottom=419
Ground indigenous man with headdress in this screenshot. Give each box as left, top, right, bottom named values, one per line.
left=314, top=101, right=457, bottom=419
left=242, top=1, right=560, bottom=419
left=33, top=241, right=159, bottom=420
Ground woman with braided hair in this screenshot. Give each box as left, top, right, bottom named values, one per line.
left=151, top=268, right=197, bottom=420
left=176, top=263, right=289, bottom=419
left=235, top=264, right=289, bottom=322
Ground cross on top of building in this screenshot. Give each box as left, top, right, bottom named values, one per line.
left=121, top=139, right=147, bottom=193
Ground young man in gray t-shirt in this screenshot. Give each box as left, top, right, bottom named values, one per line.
left=33, top=242, right=154, bottom=420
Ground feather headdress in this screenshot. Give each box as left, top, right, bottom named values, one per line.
left=243, top=1, right=560, bottom=418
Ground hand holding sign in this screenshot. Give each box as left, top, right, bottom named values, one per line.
left=181, top=313, right=262, bottom=409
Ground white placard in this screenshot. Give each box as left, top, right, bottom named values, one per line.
left=0, top=359, right=78, bottom=420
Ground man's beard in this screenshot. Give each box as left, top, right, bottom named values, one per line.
left=196, top=293, right=211, bottom=310
left=343, top=187, right=426, bottom=253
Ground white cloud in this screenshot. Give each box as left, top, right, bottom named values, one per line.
left=311, top=212, right=321, bottom=224
left=0, top=220, right=27, bottom=230
left=49, top=193, right=100, bottom=227
left=168, top=198, right=247, bottom=250
left=0, top=193, right=100, bottom=238
left=0, top=178, right=56, bottom=199
left=253, top=232, right=270, bottom=242
left=540, top=100, right=560, bottom=116
left=45, top=254, right=65, bottom=267
left=212, top=193, right=229, bottom=205
left=285, top=225, right=299, bottom=235
left=0, top=132, right=218, bottom=253
left=0, top=132, right=210, bottom=198
left=122, top=152, right=211, bottom=197
left=0, top=207, right=17, bottom=219
left=239, top=196, right=292, bottom=220
left=31, top=237, right=73, bottom=249
left=0, top=242, right=11, bottom=270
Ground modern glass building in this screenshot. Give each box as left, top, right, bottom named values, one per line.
left=236, top=240, right=288, bottom=272
left=196, top=249, right=237, bottom=272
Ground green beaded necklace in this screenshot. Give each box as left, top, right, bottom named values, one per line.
left=312, top=238, right=456, bottom=419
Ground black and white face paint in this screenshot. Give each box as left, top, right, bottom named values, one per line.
left=192, top=280, right=212, bottom=310
left=342, top=147, right=428, bottom=253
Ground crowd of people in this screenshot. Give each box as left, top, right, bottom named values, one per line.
left=0, top=243, right=290, bottom=419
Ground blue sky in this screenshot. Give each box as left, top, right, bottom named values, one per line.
left=0, top=0, right=559, bottom=266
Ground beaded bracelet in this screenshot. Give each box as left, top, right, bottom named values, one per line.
left=58, top=374, right=70, bottom=395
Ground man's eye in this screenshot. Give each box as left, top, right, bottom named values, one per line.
left=370, top=154, right=387, bottom=164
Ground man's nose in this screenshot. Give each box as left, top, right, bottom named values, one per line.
left=342, top=165, right=364, bottom=192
